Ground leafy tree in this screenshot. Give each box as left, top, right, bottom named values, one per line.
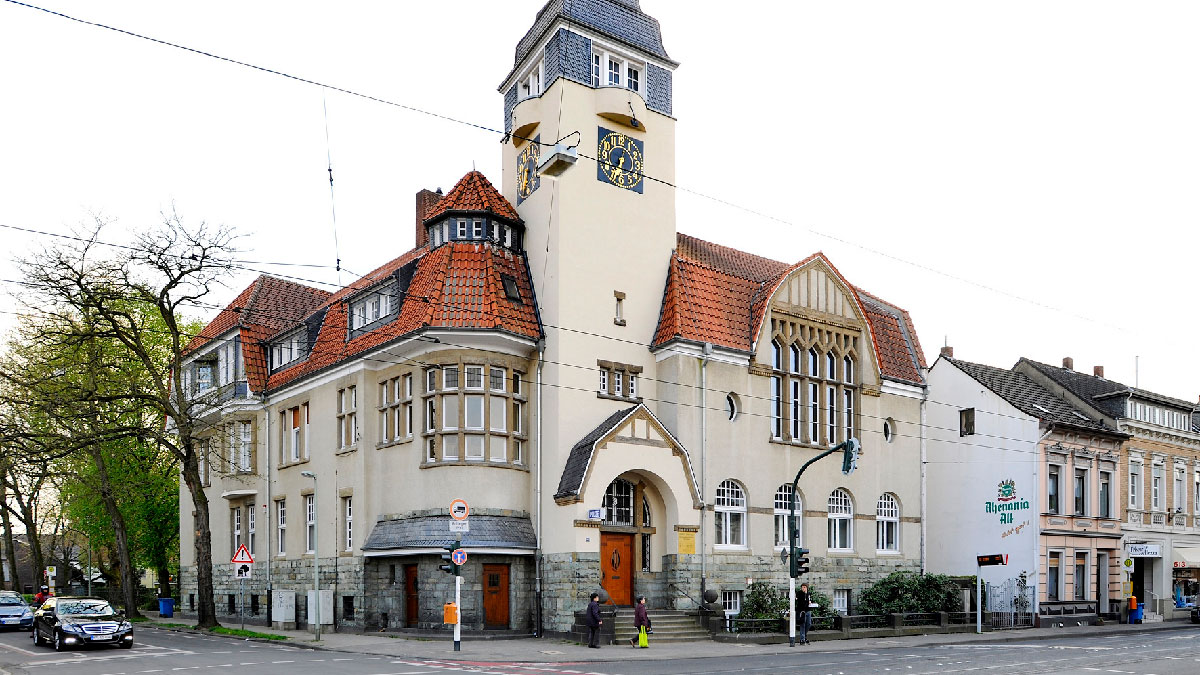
left=10, top=215, right=236, bottom=627
left=856, top=571, right=963, bottom=615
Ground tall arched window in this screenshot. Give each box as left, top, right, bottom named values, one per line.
left=843, top=355, right=854, bottom=384
left=774, top=485, right=800, bottom=548
left=790, top=345, right=801, bottom=374
left=771, top=339, right=784, bottom=439
left=827, top=489, right=854, bottom=551
left=876, top=493, right=900, bottom=552
left=715, top=480, right=747, bottom=548
left=825, top=352, right=836, bottom=380
left=808, top=348, right=819, bottom=377
left=602, top=478, right=634, bottom=525
left=771, top=340, right=783, bottom=371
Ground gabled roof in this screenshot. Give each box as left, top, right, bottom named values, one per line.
left=184, top=275, right=331, bottom=392
left=421, top=171, right=521, bottom=224
left=946, top=357, right=1116, bottom=433
left=554, top=402, right=699, bottom=504
left=654, top=233, right=927, bottom=385
left=1018, top=358, right=1130, bottom=419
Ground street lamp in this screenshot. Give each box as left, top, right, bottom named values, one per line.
left=300, top=470, right=320, bottom=641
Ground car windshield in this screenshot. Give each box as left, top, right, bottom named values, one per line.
left=0, top=596, right=23, bottom=606
left=58, top=601, right=113, bottom=615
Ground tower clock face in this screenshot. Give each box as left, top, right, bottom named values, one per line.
left=596, top=126, right=644, bottom=193
left=516, top=135, right=541, bottom=204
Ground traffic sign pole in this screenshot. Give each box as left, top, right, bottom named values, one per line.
left=453, top=574, right=462, bottom=651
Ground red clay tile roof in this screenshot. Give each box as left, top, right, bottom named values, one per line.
left=422, top=171, right=521, bottom=224
left=655, top=233, right=926, bottom=384
left=264, top=241, right=541, bottom=392
left=185, top=276, right=332, bottom=392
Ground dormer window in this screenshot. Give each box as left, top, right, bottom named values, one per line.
left=196, top=361, right=214, bottom=392
left=271, top=332, right=307, bottom=370
left=347, top=281, right=399, bottom=337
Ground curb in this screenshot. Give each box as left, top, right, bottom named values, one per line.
left=137, top=622, right=330, bottom=651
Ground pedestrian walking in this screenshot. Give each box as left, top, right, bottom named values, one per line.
left=586, top=592, right=603, bottom=648
left=630, top=596, right=650, bottom=647
left=797, top=583, right=813, bottom=645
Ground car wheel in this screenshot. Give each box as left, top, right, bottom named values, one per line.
left=53, top=631, right=66, bottom=652
left=31, top=625, right=38, bottom=644
left=119, top=639, right=132, bottom=649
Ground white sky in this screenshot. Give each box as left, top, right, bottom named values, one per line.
left=1, top=0, right=1197, bottom=404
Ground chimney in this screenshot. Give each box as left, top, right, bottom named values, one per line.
left=1062, top=357, right=1074, bottom=370
left=1093, top=365, right=1104, bottom=378
left=939, top=346, right=953, bottom=359
left=414, top=188, right=443, bottom=248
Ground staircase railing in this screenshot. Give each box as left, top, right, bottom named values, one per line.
left=668, top=582, right=703, bottom=609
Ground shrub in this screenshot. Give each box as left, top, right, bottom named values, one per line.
left=856, top=571, right=962, bottom=615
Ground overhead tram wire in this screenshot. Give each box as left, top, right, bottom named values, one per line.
left=1, top=0, right=1156, bottom=338
left=0, top=220, right=1136, bottom=437
left=323, top=91, right=343, bottom=285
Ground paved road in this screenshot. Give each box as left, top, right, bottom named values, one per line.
left=0, top=626, right=1195, bottom=675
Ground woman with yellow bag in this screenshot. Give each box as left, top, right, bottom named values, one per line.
left=630, top=596, right=650, bottom=648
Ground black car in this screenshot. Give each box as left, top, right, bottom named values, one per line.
left=32, top=597, right=133, bottom=650
left=1191, top=606, right=1200, bottom=624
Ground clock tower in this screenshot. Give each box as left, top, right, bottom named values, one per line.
left=498, top=0, right=680, bottom=626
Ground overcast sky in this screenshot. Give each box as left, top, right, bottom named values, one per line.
left=1, top=0, right=1197, bottom=404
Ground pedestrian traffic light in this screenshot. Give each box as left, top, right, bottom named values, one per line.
left=439, top=543, right=460, bottom=576
left=793, top=548, right=811, bottom=577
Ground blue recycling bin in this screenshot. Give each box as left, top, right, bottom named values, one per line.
left=1129, top=603, right=1143, bottom=624
left=158, top=597, right=174, bottom=618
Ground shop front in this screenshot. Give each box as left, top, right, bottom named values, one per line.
left=1171, top=546, right=1200, bottom=610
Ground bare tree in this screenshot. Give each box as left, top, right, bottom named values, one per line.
left=14, top=214, right=237, bottom=628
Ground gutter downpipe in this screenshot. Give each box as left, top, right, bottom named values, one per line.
left=535, top=340, right=545, bottom=637
left=920, top=388, right=927, bottom=574
left=263, top=389, right=273, bottom=627
left=699, top=343, right=712, bottom=602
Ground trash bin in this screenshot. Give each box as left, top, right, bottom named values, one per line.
left=158, top=597, right=174, bottom=618
left=1129, top=600, right=1143, bottom=624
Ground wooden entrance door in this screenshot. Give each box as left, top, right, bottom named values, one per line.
left=600, top=533, right=634, bottom=605
left=483, top=564, right=510, bottom=629
left=404, top=564, right=419, bottom=627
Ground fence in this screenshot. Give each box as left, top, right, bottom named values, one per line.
left=986, top=577, right=1034, bottom=629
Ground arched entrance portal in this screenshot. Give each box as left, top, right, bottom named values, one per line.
left=599, top=477, right=656, bottom=605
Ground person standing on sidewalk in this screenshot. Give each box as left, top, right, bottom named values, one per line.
left=630, top=596, right=650, bottom=647
left=797, top=583, right=812, bottom=645
left=586, top=593, right=603, bottom=648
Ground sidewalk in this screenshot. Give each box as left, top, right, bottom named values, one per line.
left=138, top=614, right=1199, bottom=663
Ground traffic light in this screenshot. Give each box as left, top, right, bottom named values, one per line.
left=793, top=548, right=811, bottom=577
left=841, top=438, right=860, bottom=475
left=439, top=543, right=460, bottom=576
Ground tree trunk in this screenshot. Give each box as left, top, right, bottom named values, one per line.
left=88, top=445, right=142, bottom=617
left=0, top=476, right=20, bottom=593
left=18, top=502, right=44, bottom=589
left=156, top=565, right=172, bottom=600
left=181, top=454, right=218, bottom=628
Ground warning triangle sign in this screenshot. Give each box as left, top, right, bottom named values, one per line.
left=231, top=545, right=254, bottom=564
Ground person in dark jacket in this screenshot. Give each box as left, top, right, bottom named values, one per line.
left=586, top=592, right=603, bottom=648
left=797, top=583, right=812, bottom=645
left=630, top=596, right=650, bottom=647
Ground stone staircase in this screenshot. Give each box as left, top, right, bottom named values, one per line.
left=1142, top=610, right=1164, bottom=623
left=612, top=609, right=711, bottom=645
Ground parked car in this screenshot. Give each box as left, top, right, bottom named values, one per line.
left=0, top=592, right=32, bottom=630
left=1191, top=606, right=1199, bottom=624
left=31, top=597, right=133, bottom=650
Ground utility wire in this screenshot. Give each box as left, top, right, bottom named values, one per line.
left=0, top=0, right=1133, bottom=335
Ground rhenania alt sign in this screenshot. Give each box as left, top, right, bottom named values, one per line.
left=1126, top=544, right=1161, bottom=558
left=984, top=479, right=1030, bottom=524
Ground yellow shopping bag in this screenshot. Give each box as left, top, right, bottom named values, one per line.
left=638, top=626, right=648, bottom=648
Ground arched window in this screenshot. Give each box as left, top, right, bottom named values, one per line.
left=774, top=485, right=800, bottom=548
left=715, top=480, right=747, bottom=548
left=825, top=352, right=836, bottom=380
left=602, top=478, right=634, bottom=525
left=790, top=345, right=801, bottom=374
left=771, top=340, right=783, bottom=371
left=876, top=493, right=900, bottom=552
left=844, top=389, right=854, bottom=441
left=808, top=348, right=819, bottom=377
left=827, top=489, right=854, bottom=551
left=844, top=356, right=854, bottom=384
